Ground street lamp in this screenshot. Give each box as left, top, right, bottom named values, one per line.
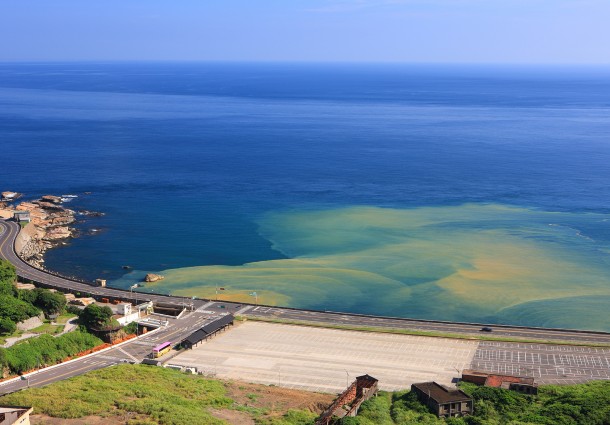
left=249, top=291, right=258, bottom=304
left=216, top=286, right=226, bottom=301
left=130, top=284, right=138, bottom=305
left=344, top=370, right=349, bottom=388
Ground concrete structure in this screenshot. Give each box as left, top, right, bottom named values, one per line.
left=12, top=211, right=30, bottom=224
left=117, top=303, right=132, bottom=316
left=461, top=369, right=538, bottom=395
left=117, top=311, right=140, bottom=326
left=180, top=314, right=234, bottom=349
left=0, top=406, right=33, bottom=425
left=411, top=382, right=473, bottom=418
left=94, top=279, right=106, bottom=287
left=316, top=374, right=378, bottom=425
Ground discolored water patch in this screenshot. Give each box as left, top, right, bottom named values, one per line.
left=113, top=204, right=610, bottom=331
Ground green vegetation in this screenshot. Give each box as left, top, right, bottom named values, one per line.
left=343, top=381, right=610, bottom=425
left=0, top=331, right=102, bottom=375
left=0, top=295, right=40, bottom=324
left=0, top=317, right=17, bottom=335
left=258, top=409, right=319, bottom=425
left=32, top=288, right=67, bottom=315
left=0, top=364, right=321, bottom=425
left=123, top=321, right=139, bottom=335
left=0, top=260, right=73, bottom=340
left=0, top=259, right=16, bottom=287
left=79, top=303, right=116, bottom=330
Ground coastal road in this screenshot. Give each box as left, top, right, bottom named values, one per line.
left=0, top=220, right=204, bottom=309
left=2, top=219, right=610, bottom=347
left=0, top=310, right=224, bottom=395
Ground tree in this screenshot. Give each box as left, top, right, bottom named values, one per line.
left=34, top=289, right=67, bottom=315
left=0, top=259, right=16, bottom=285
left=80, top=304, right=114, bottom=330
left=0, top=295, right=40, bottom=323
left=0, top=317, right=16, bottom=335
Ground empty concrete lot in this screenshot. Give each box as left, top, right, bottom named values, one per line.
left=170, top=321, right=478, bottom=393
left=471, top=341, right=610, bottom=385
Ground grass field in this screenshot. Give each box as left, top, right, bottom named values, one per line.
left=0, top=364, right=333, bottom=425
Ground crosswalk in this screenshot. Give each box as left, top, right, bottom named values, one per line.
left=196, top=301, right=216, bottom=313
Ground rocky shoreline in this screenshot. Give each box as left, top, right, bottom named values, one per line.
left=0, top=191, right=104, bottom=269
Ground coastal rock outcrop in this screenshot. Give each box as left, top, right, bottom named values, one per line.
left=44, top=226, right=72, bottom=240
left=12, top=194, right=79, bottom=268
left=1, top=191, right=22, bottom=201
left=7, top=191, right=104, bottom=270
left=41, top=195, right=63, bottom=204
left=144, top=273, right=165, bottom=282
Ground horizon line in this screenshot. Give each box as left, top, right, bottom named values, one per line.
left=1, top=59, right=610, bottom=68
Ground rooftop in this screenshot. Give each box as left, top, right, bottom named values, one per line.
left=462, top=369, right=536, bottom=387
left=412, top=382, right=472, bottom=404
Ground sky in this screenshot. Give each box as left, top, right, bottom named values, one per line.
left=1, top=0, right=610, bottom=64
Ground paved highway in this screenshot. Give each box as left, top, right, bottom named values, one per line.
left=0, top=309, right=223, bottom=395
left=0, top=220, right=205, bottom=309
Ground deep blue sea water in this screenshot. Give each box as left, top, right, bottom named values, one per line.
left=1, top=63, right=610, bottom=329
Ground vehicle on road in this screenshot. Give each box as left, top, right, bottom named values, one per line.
left=152, top=341, right=172, bottom=358
left=480, top=327, right=493, bottom=332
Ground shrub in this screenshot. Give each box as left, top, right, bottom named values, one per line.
left=33, top=289, right=67, bottom=315
left=0, top=317, right=16, bottom=335
left=0, top=295, right=40, bottom=323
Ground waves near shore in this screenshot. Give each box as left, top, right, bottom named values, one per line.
left=114, top=204, right=610, bottom=331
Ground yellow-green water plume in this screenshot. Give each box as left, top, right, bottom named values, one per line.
left=125, top=204, right=610, bottom=330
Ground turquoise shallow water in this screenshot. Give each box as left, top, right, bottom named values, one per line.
left=1, top=63, right=610, bottom=330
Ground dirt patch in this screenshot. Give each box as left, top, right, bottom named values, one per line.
left=209, top=408, right=255, bottom=425
left=225, top=379, right=334, bottom=415
left=31, top=414, right=127, bottom=425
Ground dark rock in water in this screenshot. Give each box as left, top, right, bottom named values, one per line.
left=78, top=210, right=105, bottom=217
left=41, top=195, right=63, bottom=204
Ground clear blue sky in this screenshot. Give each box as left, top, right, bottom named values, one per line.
left=2, top=0, right=609, bottom=63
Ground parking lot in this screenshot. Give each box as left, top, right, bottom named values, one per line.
left=170, top=321, right=478, bottom=392
left=471, top=341, right=610, bottom=384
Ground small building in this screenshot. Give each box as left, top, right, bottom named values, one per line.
left=461, top=370, right=538, bottom=395
left=94, top=279, right=106, bottom=287
left=13, top=211, right=30, bottom=223
left=181, top=314, right=234, bottom=349
left=0, top=405, right=33, bottom=425
left=117, top=303, right=132, bottom=316
left=316, top=374, right=379, bottom=425
left=411, top=382, right=473, bottom=418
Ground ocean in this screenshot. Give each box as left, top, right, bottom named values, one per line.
left=1, top=62, right=610, bottom=330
